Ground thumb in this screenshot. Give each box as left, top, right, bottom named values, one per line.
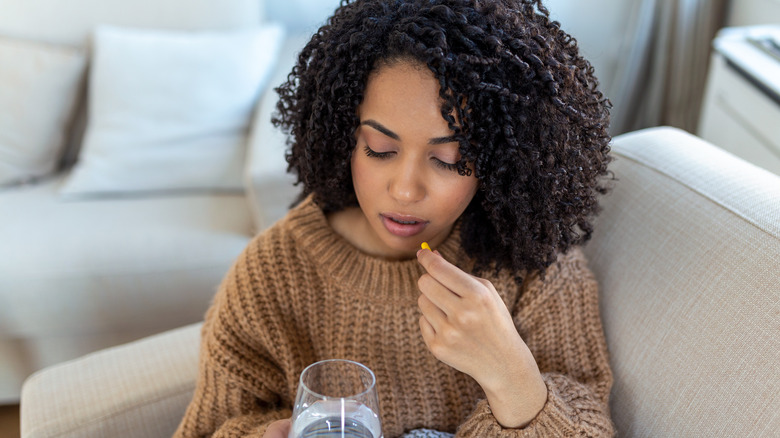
left=263, top=418, right=291, bottom=438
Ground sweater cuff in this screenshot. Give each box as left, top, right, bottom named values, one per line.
left=456, top=374, right=613, bottom=437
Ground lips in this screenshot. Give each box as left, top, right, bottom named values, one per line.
left=380, top=213, right=428, bottom=238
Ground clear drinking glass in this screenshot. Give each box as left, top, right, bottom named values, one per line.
left=289, top=359, right=383, bottom=438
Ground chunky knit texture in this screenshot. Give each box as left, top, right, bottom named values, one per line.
left=174, top=197, right=615, bottom=437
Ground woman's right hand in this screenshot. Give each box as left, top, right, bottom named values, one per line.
left=263, top=419, right=291, bottom=438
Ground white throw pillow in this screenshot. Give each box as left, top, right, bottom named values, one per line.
left=61, top=24, right=285, bottom=197
left=0, top=37, right=86, bottom=186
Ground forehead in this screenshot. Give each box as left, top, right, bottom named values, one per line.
left=360, top=61, right=452, bottom=133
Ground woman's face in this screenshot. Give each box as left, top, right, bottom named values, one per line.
left=350, top=61, right=479, bottom=259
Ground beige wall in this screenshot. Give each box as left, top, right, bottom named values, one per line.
left=728, top=0, right=780, bottom=26
left=544, top=0, right=634, bottom=106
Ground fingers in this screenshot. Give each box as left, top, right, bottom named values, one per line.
left=263, top=419, right=291, bottom=438
left=418, top=292, right=446, bottom=331
left=416, top=248, right=482, bottom=296
left=418, top=272, right=459, bottom=315
left=419, top=314, right=435, bottom=342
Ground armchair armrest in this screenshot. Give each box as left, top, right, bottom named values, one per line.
left=20, top=323, right=201, bottom=438
left=584, top=127, right=780, bottom=436
left=244, top=34, right=311, bottom=232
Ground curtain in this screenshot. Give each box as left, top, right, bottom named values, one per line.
left=607, top=0, right=730, bottom=136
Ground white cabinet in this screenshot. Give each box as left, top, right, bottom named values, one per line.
left=698, top=26, right=780, bottom=175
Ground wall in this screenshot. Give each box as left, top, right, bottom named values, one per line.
left=265, top=0, right=340, bottom=33
left=544, top=0, right=635, bottom=102
left=264, top=0, right=636, bottom=101
left=728, top=0, right=780, bottom=26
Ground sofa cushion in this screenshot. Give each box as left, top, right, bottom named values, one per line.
left=60, top=24, right=285, bottom=197
left=0, top=175, right=253, bottom=339
left=244, top=34, right=309, bottom=229
left=0, top=37, right=86, bottom=186
left=584, top=127, right=780, bottom=436
left=0, top=0, right=267, bottom=176
left=0, top=0, right=264, bottom=47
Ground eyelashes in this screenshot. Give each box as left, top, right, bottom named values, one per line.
left=363, top=145, right=390, bottom=159
left=433, top=159, right=458, bottom=172
left=362, top=145, right=458, bottom=172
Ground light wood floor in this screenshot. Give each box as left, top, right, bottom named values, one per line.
left=0, top=404, right=20, bottom=438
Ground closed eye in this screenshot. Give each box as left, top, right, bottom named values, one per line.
left=364, top=144, right=459, bottom=172
left=434, top=158, right=458, bottom=172
left=363, top=145, right=392, bottom=159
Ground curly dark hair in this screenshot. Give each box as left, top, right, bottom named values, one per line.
left=273, top=0, right=612, bottom=280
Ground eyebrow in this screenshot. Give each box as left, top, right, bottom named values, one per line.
left=360, top=119, right=459, bottom=145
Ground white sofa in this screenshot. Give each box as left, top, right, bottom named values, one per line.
left=0, top=0, right=341, bottom=403
left=18, top=127, right=780, bottom=437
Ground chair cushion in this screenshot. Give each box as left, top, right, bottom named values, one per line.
left=584, top=127, right=780, bottom=436
left=20, top=323, right=202, bottom=438
left=0, top=175, right=252, bottom=338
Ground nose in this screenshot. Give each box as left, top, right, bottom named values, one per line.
left=388, top=159, right=425, bottom=204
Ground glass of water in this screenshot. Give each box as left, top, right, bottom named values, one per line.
left=289, top=359, right=382, bottom=438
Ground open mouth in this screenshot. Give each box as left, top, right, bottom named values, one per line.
left=390, top=218, right=418, bottom=225
left=381, top=214, right=428, bottom=237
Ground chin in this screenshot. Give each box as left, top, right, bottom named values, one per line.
left=374, top=235, right=419, bottom=258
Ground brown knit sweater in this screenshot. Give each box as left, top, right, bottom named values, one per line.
left=174, top=196, right=614, bottom=437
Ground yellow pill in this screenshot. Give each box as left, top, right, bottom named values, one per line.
left=421, top=242, right=431, bottom=251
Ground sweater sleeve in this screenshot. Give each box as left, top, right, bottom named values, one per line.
left=174, top=239, right=298, bottom=438
left=455, top=248, right=615, bottom=437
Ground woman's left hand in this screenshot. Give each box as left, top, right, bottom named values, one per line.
left=262, top=419, right=291, bottom=438
left=416, top=248, right=547, bottom=428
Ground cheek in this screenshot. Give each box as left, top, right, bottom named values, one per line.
left=350, top=155, right=363, bottom=194
left=434, top=177, right=478, bottom=213
left=351, top=154, right=379, bottom=196
left=458, top=179, right=479, bottom=208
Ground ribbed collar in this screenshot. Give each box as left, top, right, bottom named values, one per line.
left=287, top=196, right=466, bottom=301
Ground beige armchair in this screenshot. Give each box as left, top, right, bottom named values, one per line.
left=19, top=127, right=780, bottom=437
